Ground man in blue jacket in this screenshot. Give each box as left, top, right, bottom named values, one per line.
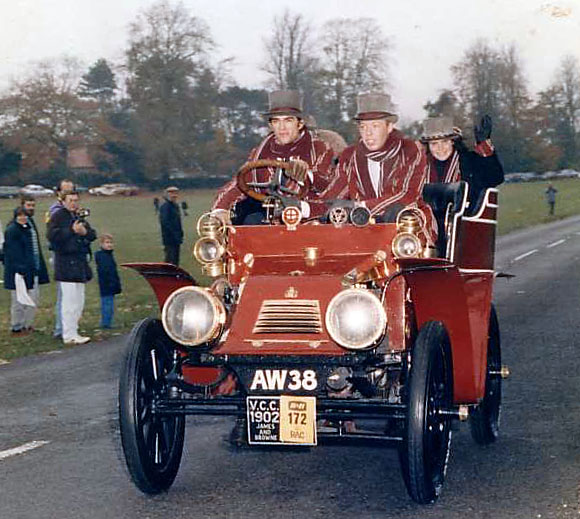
left=3, top=207, right=49, bottom=334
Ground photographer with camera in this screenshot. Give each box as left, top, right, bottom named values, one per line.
left=47, top=191, right=96, bottom=345
left=47, top=178, right=75, bottom=339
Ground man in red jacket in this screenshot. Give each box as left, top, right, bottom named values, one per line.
left=212, top=90, right=335, bottom=224
left=318, top=92, right=436, bottom=242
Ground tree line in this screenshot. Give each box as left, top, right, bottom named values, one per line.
left=0, top=1, right=578, bottom=187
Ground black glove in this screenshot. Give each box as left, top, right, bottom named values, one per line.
left=453, top=135, right=468, bottom=153
left=474, top=115, right=492, bottom=143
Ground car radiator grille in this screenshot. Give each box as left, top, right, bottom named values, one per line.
left=252, top=299, right=323, bottom=334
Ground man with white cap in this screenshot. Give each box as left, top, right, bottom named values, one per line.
left=212, top=90, right=335, bottom=223
left=159, top=186, right=183, bottom=266
left=320, top=93, right=436, bottom=240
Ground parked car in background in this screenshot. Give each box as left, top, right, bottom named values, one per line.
left=0, top=186, right=22, bottom=199
left=20, top=184, right=55, bottom=197
left=89, top=183, right=140, bottom=196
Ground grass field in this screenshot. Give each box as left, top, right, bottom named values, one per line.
left=0, top=178, right=578, bottom=360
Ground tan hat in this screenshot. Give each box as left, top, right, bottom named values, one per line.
left=165, top=186, right=179, bottom=192
left=263, top=90, right=303, bottom=118
left=421, top=116, right=461, bottom=142
left=354, top=93, right=398, bottom=122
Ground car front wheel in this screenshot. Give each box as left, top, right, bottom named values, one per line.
left=118, top=318, right=185, bottom=494
left=399, top=321, right=453, bottom=504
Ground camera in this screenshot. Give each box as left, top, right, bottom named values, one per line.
left=76, top=207, right=90, bottom=222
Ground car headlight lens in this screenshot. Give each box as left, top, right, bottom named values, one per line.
left=193, top=237, right=225, bottom=264
left=325, top=288, right=386, bottom=350
left=392, top=232, right=422, bottom=258
left=161, top=286, right=226, bottom=346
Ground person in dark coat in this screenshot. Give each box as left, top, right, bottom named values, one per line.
left=421, top=115, right=504, bottom=211
left=181, top=200, right=188, bottom=216
left=47, top=191, right=97, bottom=345
left=3, top=207, right=49, bottom=334
left=95, top=233, right=122, bottom=329
left=159, top=186, right=183, bottom=266
left=545, top=184, right=557, bottom=215
left=46, top=178, right=75, bottom=339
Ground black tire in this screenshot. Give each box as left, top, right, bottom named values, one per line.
left=400, top=321, right=453, bottom=504
left=119, top=318, right=185, bottom=494
left=470, top=305, right=501, bottom=444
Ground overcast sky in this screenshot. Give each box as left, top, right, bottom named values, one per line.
left=1, top=0, right=579, bottom=123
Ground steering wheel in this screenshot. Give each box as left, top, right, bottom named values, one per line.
left=236, top=159, right=311, bottom=202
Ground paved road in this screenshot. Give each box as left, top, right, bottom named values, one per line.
left=1, top=217, right=580, bottom=518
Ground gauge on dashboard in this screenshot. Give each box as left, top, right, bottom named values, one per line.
left=350, top=206, right=371, bottom=227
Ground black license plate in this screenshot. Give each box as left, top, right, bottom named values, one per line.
left=246, top=396, right=317, bottom=446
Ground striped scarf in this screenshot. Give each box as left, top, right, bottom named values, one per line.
left=28, top=217, right=40, bottom=271
left=427, top=150, right=460, bottom=184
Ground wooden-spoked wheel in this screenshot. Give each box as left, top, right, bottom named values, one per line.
left=400, top=321, right=453, bottom=504
left=470, top=305, right=502, bottom=444
left=119, top=318, right=185, bottom=494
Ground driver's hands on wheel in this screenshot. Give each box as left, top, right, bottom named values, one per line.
left=287, top=159, right=310, bottom=183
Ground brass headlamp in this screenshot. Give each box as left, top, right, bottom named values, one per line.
left=194, top=211, right=230, bottom=277
left=392, top=208, right=425, bottom=259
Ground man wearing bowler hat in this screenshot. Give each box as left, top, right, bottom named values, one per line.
left=212, top=90, right=335, bottom=223
left=319, top=93, right=436, bottom=240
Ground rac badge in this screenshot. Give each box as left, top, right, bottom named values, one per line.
left=285, top=286, right=298, bottom=298
left=282, top=206, right=302, bottom=231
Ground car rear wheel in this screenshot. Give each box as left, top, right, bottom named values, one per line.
left=399, top=321, right=453, bottom=504
left=119, top=318, right=185, bottom=494
left=470, top=305, right=501, bottom=444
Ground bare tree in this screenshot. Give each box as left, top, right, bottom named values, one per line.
left=554, top=55, right=580, bottom=165
left=495, top=44, right=531, bottom=168
left=315, top=18, right=390, bottom=135
left=262, top=10, right=314, bottom=92
left=125, top=0, right=214, bottom=180
left=451, top=39, right=501, bottom=123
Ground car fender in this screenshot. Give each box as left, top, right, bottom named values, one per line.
left=122, top=262, right=197, bottom=309
left=403, top=266, right=489, bottom=404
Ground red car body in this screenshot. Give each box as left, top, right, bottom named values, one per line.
left=119, top=182, right=505, bottom=504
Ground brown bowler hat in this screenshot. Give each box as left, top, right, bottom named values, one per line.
left=421, top=116, right=461, bottom=142
left=354, top=93, right=398, bottom=122
left=263, top=90, right=303, bottom=118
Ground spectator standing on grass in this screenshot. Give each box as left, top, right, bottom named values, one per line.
left=3, top=207, right=49, bottom=335
left=95, top=233, right=122, bottom=329
left=47, top=178, right=75, bottom=339
left=545, top=184, right=557, bottom=215
left=181, top=200, right=188, bottom=216
left=47, top=191, right=96, bottom=345
left=20, top=195, right=50, bottom=325
left=153, top=197, right=160, bottom=214
left=159, top=186, right=183, bottom=266
left=0, top=216, right=4, bottom=264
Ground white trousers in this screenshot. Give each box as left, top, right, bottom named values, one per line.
left=10, top=276, right=39, bottom=330
left=61, top=282, right=85, bottom=341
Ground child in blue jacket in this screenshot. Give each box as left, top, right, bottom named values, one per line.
left=95, top=233, right=122, bottom=328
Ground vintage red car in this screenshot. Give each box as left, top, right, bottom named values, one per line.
left=118, top=160, right=509, bottom=504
